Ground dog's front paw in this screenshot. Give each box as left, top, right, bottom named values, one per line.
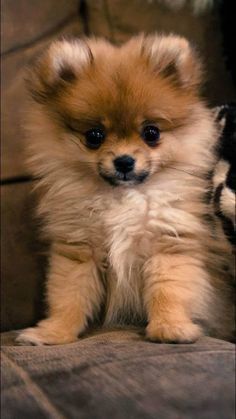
left=146, top=320, right=202, bottom=343
left=16, top=324, right=78, bottom=346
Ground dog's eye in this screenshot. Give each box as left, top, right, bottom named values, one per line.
left=141, top=125, right=160, bottom=147
left=85, top=128, right=105, bottom=149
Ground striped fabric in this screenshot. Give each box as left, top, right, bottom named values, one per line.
left=212, top=103, right=236, bottom=247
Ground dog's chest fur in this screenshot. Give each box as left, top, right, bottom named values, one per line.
left=43, top=175, right=205, bottom=324
left=85, top=183, right=194, bottom=323
left=101, top=187, right=165, bottom=323
left=103, top=187, right=175, bottom=265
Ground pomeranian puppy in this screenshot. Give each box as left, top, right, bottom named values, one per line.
left=17, top=34, right=234, bottom=345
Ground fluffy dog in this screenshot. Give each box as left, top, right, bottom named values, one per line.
left=17, top=35, right=234, bottom=345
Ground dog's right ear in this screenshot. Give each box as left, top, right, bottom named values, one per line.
left=26, top=39, right=93, bottom=103
left=141, top=34, right=202, bottom=91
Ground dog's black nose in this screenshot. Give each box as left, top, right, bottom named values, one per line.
left=114, top=155, right=135, bottom=174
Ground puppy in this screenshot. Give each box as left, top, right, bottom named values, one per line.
left=17, top=34, right=234, bottom=345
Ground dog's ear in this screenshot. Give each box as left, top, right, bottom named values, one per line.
left=142, top=35, right=202, bottom=90
left=26, top=39, right=93, bottom=103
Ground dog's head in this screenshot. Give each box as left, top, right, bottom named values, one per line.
left=27, top=35, right=208, bottom=186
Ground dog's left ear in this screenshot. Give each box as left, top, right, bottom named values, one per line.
left=142, top=35, right=202, bottom=90
left=26, top=38, right=93, bottom=103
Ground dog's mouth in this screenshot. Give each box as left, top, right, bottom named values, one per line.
left=98, top=170, right=149, bottom=186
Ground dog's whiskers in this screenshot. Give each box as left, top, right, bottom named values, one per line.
left=163, top=166, right=206, bottom=180
left=69, top=137, right=83, bottom=150
left=149, top=159, right=213, bottom=170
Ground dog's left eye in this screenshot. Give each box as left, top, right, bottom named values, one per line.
left=141, top=125, right=160, bottom=147
left=85, top=128, right=105, bottom=149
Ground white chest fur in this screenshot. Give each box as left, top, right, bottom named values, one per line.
left=99, top=185, right=185, bottom=324
left=44, top=173, right=206, bottom=325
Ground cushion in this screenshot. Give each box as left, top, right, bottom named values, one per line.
left=1, top=0, right=80, bottom=55
left=1, top=328, right=235, bottom=419
left=1, top=182, right=48, bottom=332
left=2, top=0, right=83, bottom=180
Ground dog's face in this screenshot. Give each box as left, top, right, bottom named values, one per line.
left=27, top=35, right=204, bottom=186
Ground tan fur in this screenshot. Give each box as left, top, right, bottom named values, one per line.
left=17, top=35, right=234, bottom=345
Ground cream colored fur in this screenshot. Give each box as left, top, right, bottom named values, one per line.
left=17, top=35, right=234, bottom=345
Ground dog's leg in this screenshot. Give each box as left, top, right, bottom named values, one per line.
left=17, top=246, right=104, bottom=345
left=144, top=254, right=211, bottom=343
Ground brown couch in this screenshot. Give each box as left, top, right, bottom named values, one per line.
left=1, top=1, right=235, bottom=418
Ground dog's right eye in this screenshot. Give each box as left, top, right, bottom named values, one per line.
left=85, top=128, right=105, bottom=149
